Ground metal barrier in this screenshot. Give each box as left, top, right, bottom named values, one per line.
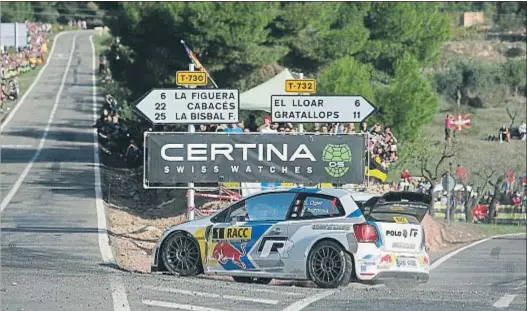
left=433, top=202, right=527, bottom=224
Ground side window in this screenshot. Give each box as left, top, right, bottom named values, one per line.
left=298, top=195, right=344, bottom=219
left=227, top=192, right=296, bottom=222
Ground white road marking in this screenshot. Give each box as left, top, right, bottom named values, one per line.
left=282, top=289, right=337, bottom=311
left=144, top=285, right=280, bottom=305
left=89, top=35, right=131, bottom=311
left=0, top=35, right=77, bottom=213
left=493, top=294, right=517, bottom=308
left=430, top=233, right=526, bottom=271
left=0, top=144, right=33, bottom=149
left=142, top=299, right=227, bottom=311
left=0, top=31, right=72, bottom=132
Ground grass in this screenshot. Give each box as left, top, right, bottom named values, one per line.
left=92, top=31, right=112, bottom=58
left=463, top=222, right=527, bottom=235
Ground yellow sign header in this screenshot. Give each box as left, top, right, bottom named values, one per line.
left=285, top=79, right=316, bottom=93
left=176, top=71, right=208, bottom=86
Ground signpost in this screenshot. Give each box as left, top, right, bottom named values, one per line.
left=285, top=79, right=316, bottom=94
left=134, top=88, right=240, bottom=124
left=271, top=95, right=375, bottom=123
left=176, top=70, right=208, bottom=86
left=442, top=173, right=456, bottom=223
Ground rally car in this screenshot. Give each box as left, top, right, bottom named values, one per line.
left=151, top=188, right=431, bottom=288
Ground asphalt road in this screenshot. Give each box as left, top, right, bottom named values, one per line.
left=1, top=30, right=526, bottom=311
left=0, top=31, right=122, bottom=311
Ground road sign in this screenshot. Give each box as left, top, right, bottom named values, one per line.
left=134, top=89, right=239, bottom=124
left=441, top=174, right=456, bottom=192
left=176, top=71, right=208, bottom=86
left=271, top=95, right=375, bottom=123
left=285, top=79, right=316, bottom=93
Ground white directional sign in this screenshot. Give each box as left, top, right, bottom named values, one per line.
left=135, top=89, right=239, bottom=124
left=271, top=95, right=375, bottom=123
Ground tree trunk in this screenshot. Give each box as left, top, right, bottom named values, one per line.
left=428, top=182, right=437, bottom=217
left=463, top=190, right=472, bottom=223
left=488, top=175, right=505, bottom=224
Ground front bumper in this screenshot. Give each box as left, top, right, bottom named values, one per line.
left=355, top=252, right=430, bottom=282
left=151, top=241, right=162, bottom=272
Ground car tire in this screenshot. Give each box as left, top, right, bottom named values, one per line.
left=161, top=232, right=202, bottom=276
left=232, top=276, right=272, bottom=285
left=307, top=240, right=353, bottom=288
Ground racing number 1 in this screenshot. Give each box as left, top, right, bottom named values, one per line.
left=155, top=92, right=167, bottom=121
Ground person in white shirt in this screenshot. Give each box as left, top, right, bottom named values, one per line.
left=519, top=121, right=526, bottom=141
left=259, top=115, right=277, bottom=133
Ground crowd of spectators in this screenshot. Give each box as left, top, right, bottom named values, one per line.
left=94, top=95, right=141, bottom=168
left=190, top=116, right=398, bottom=171
left=1, top=22, right=52, bottom=110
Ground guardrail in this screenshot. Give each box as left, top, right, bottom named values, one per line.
left=433, top=202, right=527, bottom=225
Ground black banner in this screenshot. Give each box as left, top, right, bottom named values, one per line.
left=145, top=132, right=366, bottom=186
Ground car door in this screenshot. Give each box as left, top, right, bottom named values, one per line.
left=204, top=192, right=297, bottom=273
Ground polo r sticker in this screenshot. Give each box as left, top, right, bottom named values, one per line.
left=393, top=216, right=409, bottom=224
left=212, top=226, right=252, bottom=241
left=391, top=205, right=405, bottom=211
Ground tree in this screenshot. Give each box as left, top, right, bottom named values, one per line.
left=375, top=54, right=439, bottom=141
left=501, top=59, right=527, bottom=97
left=272, top=2, right=371, bottom=74
left=317, top=56, right=374, bottom=101
left=403, top=136, right=456, bottom=216
left=1, top=2, right=35, bottom=22
left=458, top=167, right=495, bottom=222
left=360, top=2, right=451, bottom=74
left=487, top=174, right=506, bottom=223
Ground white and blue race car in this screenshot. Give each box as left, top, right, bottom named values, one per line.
left=151, top=188, right=431, bottom=288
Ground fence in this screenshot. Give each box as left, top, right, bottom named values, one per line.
left=433, top=202, right=527, bottom=225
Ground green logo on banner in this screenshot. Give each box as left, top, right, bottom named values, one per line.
left=322, top=144, right=351, bottom=178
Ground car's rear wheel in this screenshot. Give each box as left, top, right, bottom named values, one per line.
left=161, top=232, right=201, bottom=276
left=232, top=276, right=272, bottom=285
left=307, top=240, right=353, bottom=288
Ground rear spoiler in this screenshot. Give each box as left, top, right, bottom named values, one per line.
left=366, top=192, right=432, bottom=223
left=379, top=191, right=432, bottom=206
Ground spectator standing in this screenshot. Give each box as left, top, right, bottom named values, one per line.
left=499, top=124, right=511, bottom=143
left=518, top=121, right=526, bottom=141
left=225, top=122, right=243, bottom=133
left=259, top=116, right=277, bottom=133
left=444, top=114, right=454, bottom=145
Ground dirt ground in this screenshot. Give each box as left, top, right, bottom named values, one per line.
left=103, top=166, right=494, bottom=274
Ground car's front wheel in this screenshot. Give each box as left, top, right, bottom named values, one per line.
left=307, top=240, right=353, bottom=288
left=161, top=232, right=202, bottom=276
left=232, top=276, right=272, bottom=285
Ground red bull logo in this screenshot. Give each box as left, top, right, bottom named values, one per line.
left=419, top=256, right=429, bottom=267
left=380, top=254, right=393, bottom=263
left=378, top=254, right=395, bottom=269
left=212, top=242, right=247, bottom=269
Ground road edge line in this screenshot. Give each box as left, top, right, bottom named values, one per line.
left=493, top=294, right=517, bottom=308
left=430, top=232, right=526, bottom=271
left=0, top=30, right=74, bottom=133
left=0, top=34, right=77, bottom=213
left=89, top=34, right=131, bottom=311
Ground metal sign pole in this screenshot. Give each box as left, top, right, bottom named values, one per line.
left=364, top=132, right=371, bottom=191
left=187, top=63, right=196, bottom=220
left=298, top=72, right=305, bottom=134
